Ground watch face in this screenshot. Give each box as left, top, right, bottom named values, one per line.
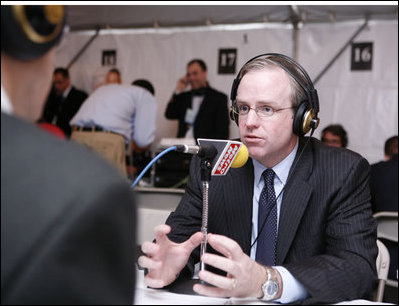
left=266, top=281, right=278, bottom=295
left=263, top=280, right=279, bottom=300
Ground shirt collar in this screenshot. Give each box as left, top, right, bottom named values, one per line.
left=63, top=85, right=72, bottom=98
left=253, top=139, right=299, bottom=188
left=1, top=85, right=14, bottom=114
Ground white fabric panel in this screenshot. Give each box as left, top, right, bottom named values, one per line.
left=54, top=25, right=292, bottom=150
left=54, top=20, right=397, bottom=164
left=299, top=20, right=398, bottom=164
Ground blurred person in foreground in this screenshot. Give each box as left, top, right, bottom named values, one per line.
left=1, top=5, right=136, bottom=304
left=139, top=53, right=377, bottom=304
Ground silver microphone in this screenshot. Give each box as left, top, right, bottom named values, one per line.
left=175, top=144, right=200, bottom=154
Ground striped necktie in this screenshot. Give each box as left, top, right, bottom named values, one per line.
left=255, top=168, right=278, bottom=266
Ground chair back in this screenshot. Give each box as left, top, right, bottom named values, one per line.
left=374, top=211, right=398, bottom=292
left=375, top=239, right=390, bottom=302
left=373, top=211, right=398, bottom=242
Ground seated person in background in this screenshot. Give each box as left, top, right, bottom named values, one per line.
left=105, top=68, right=122, bottom=84
left=321, top=124, right=348, bottom=148
left=1, top=5, right=136, bottom=304
left=370, top=135, right=398, bottom=282
left=139, top=53, right=377, bottom=304
left=70, top=80, right=157, bottom=178
left=371, top=135, right=398, bottom=213
left=165, top=58, right=229, bottom=140
left=39, top=67, right=88, bottom=138
left=383, top=135, right=397, bottom=161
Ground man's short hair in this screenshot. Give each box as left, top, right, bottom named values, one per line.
left=187, top=59, right=207, bottom=72
left=384, top=135, right=398, bottom=158
left=54, top=67, right=69, bottom=79
left=132, top=79, right=155, bottom=95
left=108, top=68, right=121, bottom=76
left=321, top=124, right=348, bottom=148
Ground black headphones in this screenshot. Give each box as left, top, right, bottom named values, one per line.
left=1, top=5, right=66, bottom=61
left=230, top=53, right=320, bottom=136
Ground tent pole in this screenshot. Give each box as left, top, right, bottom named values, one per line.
left=289, top=5, right=301, bottom=60
left=67, top=27, right=100, bottom=70
left=293, top=22, right=299, bottom=61
left=313, top=20, right=368, bottom=84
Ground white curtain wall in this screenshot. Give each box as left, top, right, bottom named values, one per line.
left=54, top=19, right=398, bottom=164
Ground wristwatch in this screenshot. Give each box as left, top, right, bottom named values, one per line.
left=260, top=267, right=279, bottom=301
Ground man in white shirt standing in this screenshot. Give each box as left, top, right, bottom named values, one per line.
left=70, top=80, right=157, bottom=177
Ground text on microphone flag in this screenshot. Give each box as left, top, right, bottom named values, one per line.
left=213, top=143, right=240, bottom=175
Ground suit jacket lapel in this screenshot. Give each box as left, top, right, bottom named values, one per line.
left=222, top=159, right=254, bottom=255
left=276, top=137, right=314, bottom=264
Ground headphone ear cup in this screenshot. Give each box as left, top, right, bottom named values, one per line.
left=293, top=102, right=309, bottom=136
left=229, top=109, right=239, bottom=126
left=1, top=5, right=65, bottom=60
left=229, top=78, right=240, bottom=126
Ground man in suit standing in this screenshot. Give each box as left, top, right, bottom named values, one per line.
left=1, top=5, right=136, bottom=304
left=165, top=59, right=229, bottom=140
left=139, top=54, right=377, bottom=304
left=40, top=67, right=88, bottom=137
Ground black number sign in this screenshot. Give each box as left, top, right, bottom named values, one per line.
left=218, top=49, right=237, bottom=74
left=351, top=42, right=373, bottom=71
left=102, top=50, right=117, bottom=66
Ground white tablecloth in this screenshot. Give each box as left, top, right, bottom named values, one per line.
left=134, top=268, right=394, bottom=305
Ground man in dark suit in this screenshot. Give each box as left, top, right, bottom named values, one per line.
left=165, top=59, right=229, bottom=140
left=370, top=136, right=398, bottom=282
left=370, top=136, right=398, bottom=213
left=139, top=54, right=377, bottom=304
left=40, top=67, right=88, bottom=137
left=1, top=5, right=136, bottom=304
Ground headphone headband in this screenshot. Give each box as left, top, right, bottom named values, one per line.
left=1, top=5, right=66, bottom=60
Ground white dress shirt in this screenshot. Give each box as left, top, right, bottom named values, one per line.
left=250, top=139, right=308, bottom=303
left=70, top=84, right=157, bottom=147
left=184, top=95, right=204, bottom=139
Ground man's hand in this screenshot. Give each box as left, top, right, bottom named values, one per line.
left=193, top=233, right=269, bottom=298
left=176, top=75, right=189, bottom=94
left=138, top=224, right=203, bottom=288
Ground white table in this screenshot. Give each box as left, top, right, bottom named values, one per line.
left=134, top=269, right=393, bottom=305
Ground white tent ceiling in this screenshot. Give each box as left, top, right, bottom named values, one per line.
left=66, top=4, right=398, bottom=31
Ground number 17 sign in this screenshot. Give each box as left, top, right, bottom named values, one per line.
left=218, top=48, right=237, bottom=74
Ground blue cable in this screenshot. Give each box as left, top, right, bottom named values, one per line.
left=131, top=146, right=177, bottom=188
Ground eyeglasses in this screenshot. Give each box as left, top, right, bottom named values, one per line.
left=232, top=103, right=295, bottom=118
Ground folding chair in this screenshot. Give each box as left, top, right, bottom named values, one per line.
left=373, top=211, right=398, bottom=289
left=375, top=239, right=390, bottom=302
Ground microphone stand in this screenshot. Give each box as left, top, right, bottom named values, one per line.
left=198, top=145, right=217, bottom=273
left=167, top=145, right=217, bottom=295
